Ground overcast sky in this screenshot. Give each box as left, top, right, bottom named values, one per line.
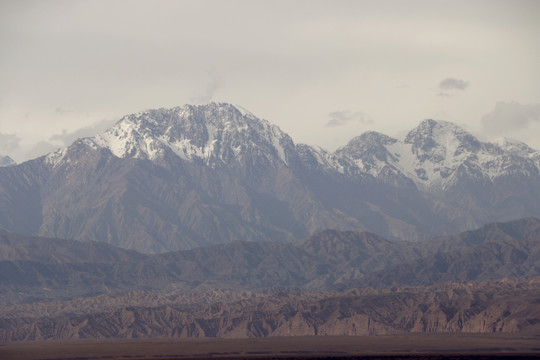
left=1, top=0, right=539, bottom=162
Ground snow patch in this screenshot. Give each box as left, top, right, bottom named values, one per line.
left=45, top=148, right=68, bottom=168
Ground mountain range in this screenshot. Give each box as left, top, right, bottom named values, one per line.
left=2, top=217, right=539, bottom=303
left=2, top=103, right=540, bottom=253
left=1, top=217, right=539, bottom=340
left=2, top=102, right=540, bottom=344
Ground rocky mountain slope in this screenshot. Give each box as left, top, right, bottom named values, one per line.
left=1, top=277, right=539, bottom=341
left=1, top=103, right=540, bottom=252
left=2, top=218, right=539, bottom=303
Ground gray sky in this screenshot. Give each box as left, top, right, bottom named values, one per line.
left=1, top=0, right=539, bottom=162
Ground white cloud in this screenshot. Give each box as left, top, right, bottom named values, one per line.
left=0, top=133, right=20, bottom=154
left=1, top=1, right=539, bottom=159
left=49, top=118, right=117, bottom=146
left=325, top=111, right=373, bottom=128
left=439, top=78, right=469, bottom=91
left=190, top=71, right=223, bottom=104
left=14, top=118, right=117, bottom=162
left=24, top=141, right=60, bottom=161
left=481, top=101, right=540, bottom=149
left=482, top=101, right=540, bottom=133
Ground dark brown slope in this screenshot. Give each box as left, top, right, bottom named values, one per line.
left=343, top=217, right=540, bottom=289
left=353, top=235, right=540, bottom=289
left=420, top=216, right=540, bottom=254
left=0, top=229, right=416, bottom=302
left=2, top=218, right=540, bottom=303
left=1, top=277, right=539, bottom=341
left=0, top=229, right=145, bottom=264
left=0, top=235, right=390, bottom=302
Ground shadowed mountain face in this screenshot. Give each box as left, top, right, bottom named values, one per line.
left=1, top=217, right=539, bottom=303
left=1, top=103, right=540, bottom=253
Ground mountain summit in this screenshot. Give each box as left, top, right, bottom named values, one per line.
left=1, top=104, right=540, bottom=252
left=86, top=103, right=296, bottom=168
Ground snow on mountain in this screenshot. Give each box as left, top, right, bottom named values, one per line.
left=296, top=144, right=356, bottom=175
left=332, top=132, right=416, bottom=187
left=49, top=103, right=296, bottom=169
left=402, top=120, right=540, bottom=189
left=42, top=104, right=540, bottom=192
left=8, top=105, right=540, bottom=251
left=0, top=155, right=15, bottom=167
left=324, top=119, right=540, bottom=191
left=493, top=137, right=540, bottom=161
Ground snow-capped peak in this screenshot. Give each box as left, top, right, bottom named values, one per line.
left=316, top=119, right=540, bottom=191
left=37, top=106, right=540, bottom=193
left=87, top=103, right=295, bottom=167
left=404, top=119, right=482, bottom=162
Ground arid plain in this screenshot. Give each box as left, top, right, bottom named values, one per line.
left=2, top=334, right=540, bottom=360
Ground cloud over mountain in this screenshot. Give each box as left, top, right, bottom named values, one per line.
left=49, top=118, right=118, bottom=147
left=0, top=132, right=20, bottom=153
left=482, top=101, right=540, bottom=134
left=325, top=111, right=372, bottom=127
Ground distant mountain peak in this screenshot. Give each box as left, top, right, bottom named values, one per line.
left=312, top=118, right=540, bottom=191
left=0, top=155, right=16, bottom=167
left=404, top=119, right=481, bottom=161
left=337, top=131, right=398, bottom=164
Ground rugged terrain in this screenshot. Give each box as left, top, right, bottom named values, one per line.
left=1, top=103, right=540, bottom=344
left=2, top=103, right=540, bottom=252
left=1, top=277, right=539, bottom=341
left=1, top=217, right=540, bottom=303
left=1, top=218, right=539, bottom=341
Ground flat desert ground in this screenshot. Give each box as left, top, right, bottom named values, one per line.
left=1, top=334, right=540, bottom=360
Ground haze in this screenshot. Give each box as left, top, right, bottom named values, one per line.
left=1, top=0, right=539, bottom=162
